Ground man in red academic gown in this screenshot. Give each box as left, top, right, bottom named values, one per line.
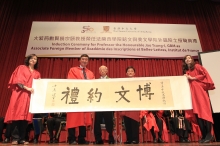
left=67, top=54, right=95, bottom=145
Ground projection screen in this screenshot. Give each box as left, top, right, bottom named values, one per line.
left=198, top=51, right=220, bottom=113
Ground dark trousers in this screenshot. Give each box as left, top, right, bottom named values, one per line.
left=123, top=116, right=139, bottom=142
left=156, top=115, right=163, bottom=137
left=47, top=118, right=63, bottom=140
left=150, top=114, right=163, bottom=139
left=196, top=114, right=212, bottom=139
left=4, top=124, right=11, bottom=139
left=68, top=126, right=86, bottom=143
left=169, top=117, right=190, bottom=139
left=32, top=118, right=43, bottom=140
left=25, top=124, right=33, bottom=141
left=176, top=129, right=188, bottom=139
left=94, top=111, right=114, bottom=141
left=0, top=117, right=5, bottom=141
left=12, top=120, right=28, bottom=141
left=0, top=117, right=20, bottom=141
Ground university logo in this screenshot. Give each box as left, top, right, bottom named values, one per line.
left=102, top=26, right=111, bottom=33
left=81, top=26, right=94, bottom=33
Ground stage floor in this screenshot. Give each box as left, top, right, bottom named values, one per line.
left=0, top=142, right=220, bottom=146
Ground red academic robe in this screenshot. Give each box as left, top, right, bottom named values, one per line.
left=4, top=65, right=41, bottom=123
left=120, top=111, right=140, bottom=122
left=66, top=66, right=95, bottom=128
left=140, top=110, right=168, bottom=142
left=140, top=111, right=159, bottom=132
left=185, top=64, right=215, bottom=124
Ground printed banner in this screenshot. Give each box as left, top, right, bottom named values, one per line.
left=26, top=22, right=202, bottom=58
left=29, top=76, right=192, bottom=113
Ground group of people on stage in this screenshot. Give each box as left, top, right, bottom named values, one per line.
left=0, top=53, right=215, bottom=145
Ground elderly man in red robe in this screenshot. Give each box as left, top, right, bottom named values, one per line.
left=67, top=54, right=95, bottom=145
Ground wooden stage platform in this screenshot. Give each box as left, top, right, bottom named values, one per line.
left=0, top=142, right=220, bottom=146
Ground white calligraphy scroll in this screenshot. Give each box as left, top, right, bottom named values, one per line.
left=26, top=22, right=202, bottom=58
left=30, top=76, right=192, bottom=113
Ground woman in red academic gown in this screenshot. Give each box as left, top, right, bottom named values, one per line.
left=66, top=54, right=95, bottom=144
left=120, top=66, right=140, bottom=144
left=4, top=54, right=41, bottom=145
left=183, top=55, right=215, bottom=143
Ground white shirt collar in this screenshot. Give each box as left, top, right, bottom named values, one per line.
left=100, top=75, right=107, bottom=79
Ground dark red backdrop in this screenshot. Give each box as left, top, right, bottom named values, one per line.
left=0, top=0, right=220, bottom=116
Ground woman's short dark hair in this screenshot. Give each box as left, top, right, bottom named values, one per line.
left=182, top=55, right=195, bottom=74
left=80, top=54, right=89, bottom=60
left=24, top=54, right=38, bottom=69
left=126, top=66, right=135, bottom=73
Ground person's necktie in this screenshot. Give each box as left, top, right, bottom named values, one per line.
left=82, top=68, right=87, bottom=79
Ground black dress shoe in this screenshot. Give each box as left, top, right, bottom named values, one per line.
left=158, top=138, right=165, bottom=143
left=33, top=138, right=38, bottom=144
left=198, top=139, right=205, bottom=143
left=54, top=139, right=59, bottom=143
left=94, top=140, right=104, bottom=144
left=179, top=138, right=185, bottom=143
left=184, top=138, right=190, bottom=143
left=203, top=136, right=214, bottom=143
left=78, top=140, right=89, bottom=145
left=3, top=138, right=10, bottom=143
left=131, top=141, right=139, bottom=144
left=108, top=140, right=114, bottom=144
left=124, top=141, right=131, bottom=144
left=69, top=141, right=77, bottom=145
left=18, top=140, right=29, bottom=144
left=153, top=138, right=157, bottom=143
left=48, top=139, right=53, bottom=144
left=108, top=135, right=114, bottom=144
